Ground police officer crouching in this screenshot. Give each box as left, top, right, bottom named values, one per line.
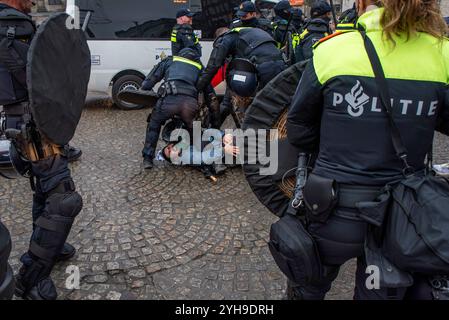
left=141, top=48, right=215, bottom=170
left=197, top=1, right=287, bottom=124
left=171, top=8, right=202, bottom=58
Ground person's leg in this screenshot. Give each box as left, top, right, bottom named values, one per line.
left=178, top=96, right=200, bottom=131
left=288, top=210, right=368, bottom=300
left=219, top=89, right=233, bottom=127
left=142, top=100, right=172, bottom=168
left=16, top=155, right=82, bottom=300
left=286, top=266, right=341, bottom=300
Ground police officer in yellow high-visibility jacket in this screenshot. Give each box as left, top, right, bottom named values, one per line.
left=171, top=8, right=202, bottom=57
left=286, top=0, right=449, bottom=300
left=141, top=49, right=213, bottom=169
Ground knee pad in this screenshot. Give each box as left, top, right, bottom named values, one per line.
left=28, top=184, right=82, bottom=265
left=47, top=191, right=83, bottom=219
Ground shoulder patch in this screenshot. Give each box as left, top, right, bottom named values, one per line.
left=312, top=31, right=350, bottom=49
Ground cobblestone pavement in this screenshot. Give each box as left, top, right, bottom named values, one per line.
left=2, top=96, right=448, bottom=300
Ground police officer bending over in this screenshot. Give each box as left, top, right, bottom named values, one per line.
left=171, top=8, right=202, bottom=57
left=197, top=1, right=287, bottom=123
left=141, top=48, right=214, bottom=170
left=0, top=0, right=88, bottom=299
left=295, top=0, right=333, bottom=63
left=286, top=0, right=449, bottom=300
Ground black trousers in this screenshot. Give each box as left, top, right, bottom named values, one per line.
left=142, top=95, right=198, bottom=160
left=4, top=109, right=77, bottom=283
left=289, top=208, right=438, bottom=300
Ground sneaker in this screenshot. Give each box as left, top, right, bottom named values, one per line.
left=143, top=158, right=154, bottom=170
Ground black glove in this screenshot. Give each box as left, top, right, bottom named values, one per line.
left=141, top=79, right=153, bottom=91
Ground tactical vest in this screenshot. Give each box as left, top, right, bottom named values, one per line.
left=232, top=27, right=280, bottom=63
left=171, top=24, right=199, bottom=45
left=0, top=5, right=35, bottom=106
left=166, top=56, right=202, bottom=87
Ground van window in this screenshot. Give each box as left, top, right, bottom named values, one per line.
left=75, top=0, right=240, bottom=40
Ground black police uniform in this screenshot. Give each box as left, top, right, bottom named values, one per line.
left=295, top=17, right=332, bottom=63
left=141, top=53, right=212, bottom=162
left=197, top=18, right=286, bottom=126
left=0, top=4, right=82, bottom=300
left=286, top=8, right=449, bottom=300
left=171, top=24, right=202, bottom=57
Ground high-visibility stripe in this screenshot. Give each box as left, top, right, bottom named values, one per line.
left=231, top=27, right=253, bottom=33
left=336, top=23, right=355, bottom=31
left=171, top=30, right=177, bottom=42
left=313, top=8, right=449, bottom=85
left=292, top=33, right=300, bottom=49
left=173, top=56, right=202, bottom=70
left=299, top=29, right=309, bottom=40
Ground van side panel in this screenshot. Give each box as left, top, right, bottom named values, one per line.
left=86, top=40, right=215, bottom=94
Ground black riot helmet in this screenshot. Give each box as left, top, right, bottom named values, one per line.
left=177, top=47, right=201, bottom=63
left=226, top=58, right=258, bottom=97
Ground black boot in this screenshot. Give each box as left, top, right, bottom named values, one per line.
left=65, top=145, right=82, bottom=162
left=56, top=243, right=76, bottom=262
left=14, top=264, right=57, bottom=300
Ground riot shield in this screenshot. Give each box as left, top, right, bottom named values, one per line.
left=27, top=13, right=91, bottom=146
left=242, top=62, right=306, bottom=216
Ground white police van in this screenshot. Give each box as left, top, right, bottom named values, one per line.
left=66, top=0, right=250, bottom=110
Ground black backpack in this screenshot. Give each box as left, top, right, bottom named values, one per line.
left=0, top=5, right=35, bottom=106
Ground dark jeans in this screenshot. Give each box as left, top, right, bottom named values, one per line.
left=289, top=208, right=438, bottom=300
left=142, top=95, right=198, bottom=160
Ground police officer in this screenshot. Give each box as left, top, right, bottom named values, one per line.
left=197, top=1, right=286, bottom=126
left=0, top=0, right=85, bottom=300
left=286, top=0, right=449, bottom=300
left=295, top=0, right=333, bottom=63
left=141, top=48, right=214, bottom=170
left=171, top=8, right=202, bottom=57
left=272, top=1, right=294, bottom=48
left=336, top=2, right=358, bottom=32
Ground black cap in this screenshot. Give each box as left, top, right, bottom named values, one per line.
left=311, top=1, right=332, bottom=18
left=235, top=1, right=256, bottom=18
left=176, top=8, right=194, bottom=19
left=274, top=0, right=293, bottom=13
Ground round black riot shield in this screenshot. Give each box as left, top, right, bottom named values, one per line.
left=27, top=13, right=91, bottom=146
left=242, top=62, right=306, bottom=217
